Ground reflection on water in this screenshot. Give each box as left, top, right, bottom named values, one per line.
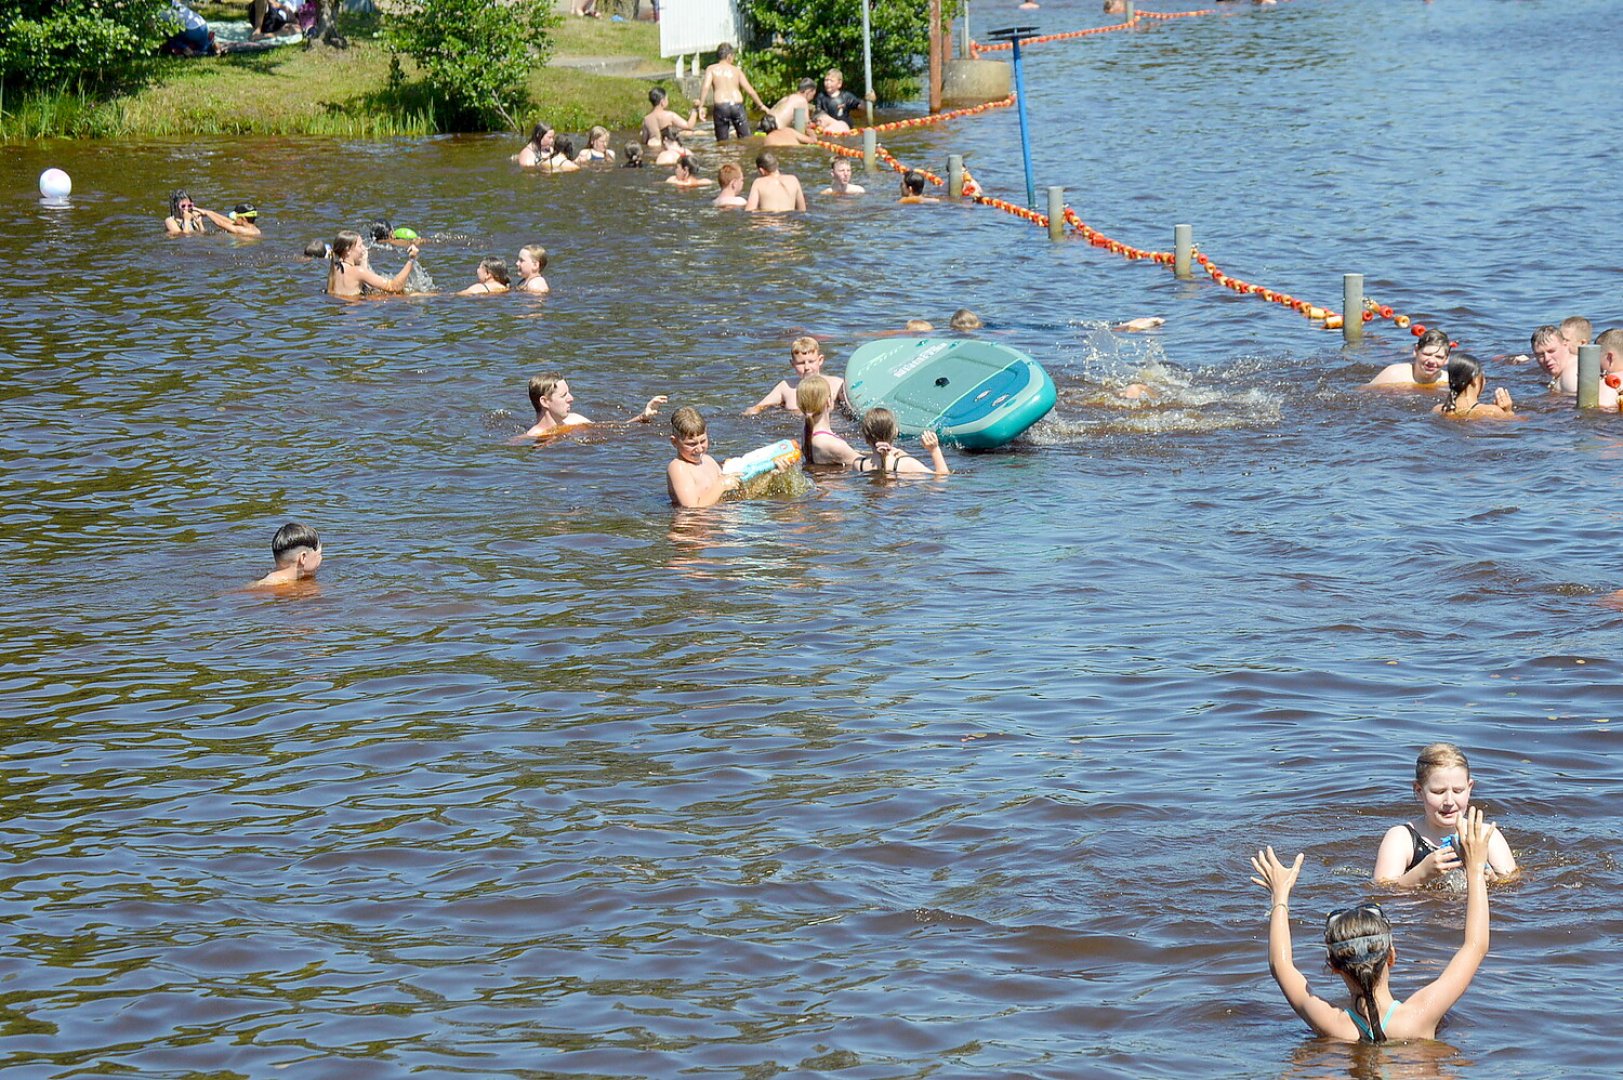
left=3, top=0, right=1623, bottom=1076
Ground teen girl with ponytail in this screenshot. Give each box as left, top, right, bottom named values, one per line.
left=1434, top=356, right=1517, bottom=420
left=1250, top=806, right=1496, bottom=1043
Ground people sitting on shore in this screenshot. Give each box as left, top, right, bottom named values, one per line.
left=514, top=122, right=554, bottom=167
left=642, top=87, right=696, bottom=149
left=576, top=126, right=615, bottom=164
left=458, top=256, right=511, bottom=296
left=325, top=230, right=422, bottom=298
left=756, top=114, right=818, bottom=147
left=855, top=408, right=951, bottom=476
left=821, top=157, right=866, bottom=196
left=248, top=0, right=300, bottom=38
left=714, top=163, right=747, bottom=208
left=745, top=152, right=806, bottom=212
left=571, top=0, right=599, bottom=16
left=523, top=373, right=666, bottom=439
left=1433, top=357, right=1516, bottom=420
left=162, top=1, right=220, bottom=56
left=898, top=170, right=939, bottom=204
left=542, top=136, right=581, bottom=174
left=515, top=245, right=550, bottom=294
left=1366, top=328, right=1451, bottom=390
left=198, top=202, right=261, bottom=238
left=665, top=155, right=714, bottom=189
left=164, top=190, right=207, bottom=234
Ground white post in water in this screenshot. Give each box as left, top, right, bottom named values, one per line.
left=948, top=154, right=964, bottom=197
left=675, top=55, right=683, bottom=82
left=1047, top=186, right=1065, bottom=240
left=863, top=129, right=877, bottom=173
left=1343, top=273, right=1364, bottom=343
left=792, top=103, right=807, bottom=133
left=1577, top=343, right=1602, bottom=409
left=1174, top=223, right=1193, bottom=279
left=862, top=0, right=876, bottom=126
left=692, top=54, right=700, bottom=77
left=1125, top=1, right=1135, bottom=20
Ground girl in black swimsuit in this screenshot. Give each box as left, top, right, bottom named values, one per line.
left=853, top=407, right=952, bottom=476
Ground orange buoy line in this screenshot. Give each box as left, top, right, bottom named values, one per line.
left=822, top=95, right=1016, bottom=137
left=971, top=19, right=1137, bottom=55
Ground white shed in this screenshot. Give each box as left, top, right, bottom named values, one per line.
left=659, top=0, right=742, bottom=68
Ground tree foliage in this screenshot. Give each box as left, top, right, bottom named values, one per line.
left=0, top=0, right=173, bottom=91
left=739, top=0, right=951, bottom=103
left=382, top=0, right=558, bottom=130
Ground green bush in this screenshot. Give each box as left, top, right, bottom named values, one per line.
left=0, top=0, right=173, bottom=92
left=738, top=0, right=955, bottom=103
left=382, top=0, right=558, bottom=130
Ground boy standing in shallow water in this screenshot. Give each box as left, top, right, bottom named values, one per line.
left=744, top=337, right=844, bottom=415
left=252, top=523, right=322, bottom=587
left=667, top=408, right=742, bottom=507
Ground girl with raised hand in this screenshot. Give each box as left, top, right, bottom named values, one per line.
left=1374, top=742, right=1518, bottom=886
left=324, top=230, right=421, bottom=298
left=855, top=407, right=950, bottom=476
left=1251, top=806, right=1496, bottom=1043
left=1434, top=356, right=1516, bottom=420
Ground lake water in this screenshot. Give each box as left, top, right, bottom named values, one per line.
left=3, top=1, right=1621, bottom=1076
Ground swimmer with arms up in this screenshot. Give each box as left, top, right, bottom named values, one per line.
left=1373, top=742, right=1518, bottom=886
left=524, top=373, right=665, bottom=438
left=1366, top=328, right=1452, bottom=389
left=325, top=230, right=421, bottom=298
left=1252, top=805, right=1497, bottom=1043
left=198, top=202, right=262, bottom=238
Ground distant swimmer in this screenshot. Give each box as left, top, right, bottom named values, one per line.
left=458, top=256, right=510, bottom=296
left=821, top=157, right=866, bottom=196
left=1251, top=806, right=1498, bottom=1044
left=756, top=114, right=818, bottom=147
left=325, top=230, right=422, bottom=297
left=541, top=135, right=581, bottom=174
left=1433, top=357, right=1517, bottom=420
left=897, top=170, right=939, bottom=204
left=1372, top=742, right=1518, bottom=888
left=697, top=43, right=767, bottom=142
left=905, top=319, right=934, bottom=332
left=1365, top=328, right=1451, bottom=390
left=654, top=128, right=686, bottom=166
left=745, top=152, right=807, bottom=212
left=576, top=126, right=615, bottom=165
left=665, top=155, right=714, bottom=190
left=514, top=122, right=554, bottom=167
left=368, top=220, right=420, bottom=247
left=745, top=337, right=844, bottom=415
left=515, top=245, right=550, bottom=294
left=949, top=309, right=982, bottom=331
left=622, top=143, right=644, bottom=168
left=164, top=190, right=207, bottom=235
left=797, top=375, right=863, bottom=467
left=198, top=202, right=261, bottom=238
left=524, top=373, right=665, bottom=439
left=250, top=522, right=322, bottom=588
left=1114, top=317, right=1166, bottom=332
left=855, top=408, right=951, bottom=476
left=666, top=407, right=744, bottom=507
left=642, top=87, right=697, bottom=149
left=714, top=163, right=747, bottom=208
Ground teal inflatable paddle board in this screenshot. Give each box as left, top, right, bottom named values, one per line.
left=843, top=338, right=1056, bottom=450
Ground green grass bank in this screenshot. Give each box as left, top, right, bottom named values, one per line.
left=0, top=17, right=690, bottom=142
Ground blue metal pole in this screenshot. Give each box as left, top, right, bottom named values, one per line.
left=1011, top=38, right=1036, bottom=210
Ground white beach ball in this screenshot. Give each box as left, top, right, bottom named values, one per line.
left=39, top=168, right=72, bottom=199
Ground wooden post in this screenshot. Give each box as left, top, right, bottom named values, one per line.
left=1174, top=224, right=1193, bottom=279
left=1342, top=273, right=1364, bottom=343
left=1047, top=187, right=1064, bottom=240
left=948, top=154, right=964, bottom=197
left=929, top=0, right=943, bottom=114
left=1578, top=344, right=1602, bottom=409
left=863, top=129, right=877, bottom=173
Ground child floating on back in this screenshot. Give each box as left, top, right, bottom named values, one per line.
left=1251, top=805, right=1496, bottom=1043
left=524, top=373, right=666, bottom=438
left=744, top=337, right=844, bottom=415
left=1373, top=742, right=1518, bottom=886
left=251, top=523, right=322, bottom=588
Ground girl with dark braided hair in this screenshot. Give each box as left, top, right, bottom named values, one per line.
left=1250, top=806, right=1496, bottom=1042
left=1435, top=356, right=1517, bottom=420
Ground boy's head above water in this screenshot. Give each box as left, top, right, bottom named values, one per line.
left=528, top=372, right=570, bottom=418
left=789, top=336, right=824, bottom=374
left=670, top=407, right=709, bottom=462
left=271, top=522, right=322, bottom=575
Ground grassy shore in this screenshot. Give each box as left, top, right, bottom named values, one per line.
left=0, top=17, right=690, bottom=141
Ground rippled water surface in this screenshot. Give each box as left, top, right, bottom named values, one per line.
left=3, top=2, right=1622, bottom=1077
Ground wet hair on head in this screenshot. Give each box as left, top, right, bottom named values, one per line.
left=623, top=143, right=644, bottom=167
left=860, top=407, right=898, bottom=446
left=1415, top=742, right=1470, bottom=786
left=518, top=244, right=547, bottom=273
left=478, top=256, right=510, bottom=286
left=718, top=162, right=742, bottom=186
left=756, top=151, right=779, bottom=173
left=271, top=522, right=320, bottom=564
left=759, top=114, right=779, bottom=133
left=671, top=406, right=707, bottom=439
left=1530, top=324, right=1561, bottom=351
left=367, top=220, right=393, bottom=243
left=902, top=170, right=926, bottom=195
left=649, top=86, right=668, bottom=107
left=1414, top=327, right=1449, bottom=354
left=330, top=229, right=365, bottom=265
left=529, top=121, right=552, bottom=149
left=168, top=190, right=192, bottom=217
left=674, top=154, right=697, bottom=176
left=587, top=125, right=609, bottom=148
left=717, top=43, right=735, bottom=60
left=1324, top=906, right=1394, bottom=1043
left=1441, top=357, right=1483, bottom=414
left=950, top=308, right=983, bottom=331
left=661, top=126, right=681, bottom=146
left=555, top=136, right=577, bottom=161
left=303, top=239, right=331, bottom=258
left=905, top=318, right=934, bottom=332
left=790, top=335, right=820, bottom=356
left=826, top=67, right=844, bottom=83
left=797, top=374, right=832, bottom=458
left=798, top=77, right=818, bottom=95
left=528, top=372, right=565, bottom=413
left=1561, top=315, right=1593, bottom=345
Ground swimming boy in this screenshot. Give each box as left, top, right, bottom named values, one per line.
left=697, top=44, right=768, bottom=142
left=714, top=163, right=747, bottom=208
left=1365, top=328, right=1451, bottom=389
left=1561, top=315, right=1592, bottom=352
left=813, top=68, right=865, bottom=134
left=199, top=203, right=262, bottom=238
left=1531, top=324, right=1577, bottom=393
left=745, top=152, right=807, bottom=212
left=524, top=373, right=666, bottom=438
left=642, top=87, right=696, bottom=148
left=251, top=522, right=322, bottom=588
left=654, top=128, right=686, bottom=166
left=665, top=155, right=714, bottom=189
left=744, top=337, right=845, bottom=415
left=667, top=407, right=743, bottom=507
left=898, top=171, right=939, bottom=204
left=821, top=157, right=866, bottom=196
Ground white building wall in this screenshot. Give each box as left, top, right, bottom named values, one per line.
left=658, top=0, right=742, bottom=59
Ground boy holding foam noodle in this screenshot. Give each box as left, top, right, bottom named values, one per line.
left=743, top=337, right=845, bottom=416
left=666, top=408, right=794, bottom=507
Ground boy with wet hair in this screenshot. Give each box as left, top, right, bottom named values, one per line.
left=1596, top=327, right=1623, bottom=377
left=1365, top=327, right=1451, bottom=389
left=744, top=337, right=845, bottom=415
left=771, top=77, right=820, bottom=130
left=1531, top=324, right=1577, bottom=393
left=814, top=67, right=864, bottom=134
left=898, top=170, right=939, bottom=204
left=821, top=157, right=866, bottom=196
left=642, top=86, right=696, bottom=148
left=666, top=408, right=742, bottom=507
left=714, top=163, right=747, bottom=208
left=1561, top=315, right=1593, bottom=351
left=252, top=523, right=322, bottom=587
